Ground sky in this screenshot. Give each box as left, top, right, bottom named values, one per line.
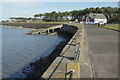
left=1, top=0, right=120, bottom=2
left=1, top=2, right=119, bottom=20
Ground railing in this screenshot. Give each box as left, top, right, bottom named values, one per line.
left=75, top=25, right=84, bottom=61
left=65, top=25, right=84, bottom=79
left=75, top=42, right=80, bottom=60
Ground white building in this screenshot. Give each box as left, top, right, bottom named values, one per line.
left=86, top=13, right=107, bottom=24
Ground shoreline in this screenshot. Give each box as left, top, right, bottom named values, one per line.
left=7, top=39, right=67, bottom=79
left=24, top=25, right=76, bottom=79
left=1, top=23, right=62, bottom=29
left=2, top=23, right=76, bottom=79
left=26, top=40, right=69, bottom=79
left=1, top=24, right=60, bottom=36
left=0, top=24, right=60, bottom=35
left=0, top=25, right=37, bottom=30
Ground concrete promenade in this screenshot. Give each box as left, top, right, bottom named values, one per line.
left=41, top=23, right=92, bottom=79
left=41, top=24, right=118, bottom=79
left=84, top=25, right=118, bottom=78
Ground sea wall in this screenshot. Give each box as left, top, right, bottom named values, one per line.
left=61, top=24, right=78, bottom=34
left=25, top=24, right=78, bottom=80
left=1, top=23, right=78, bottom=80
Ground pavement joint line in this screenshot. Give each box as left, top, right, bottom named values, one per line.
left=84, top=28, right=97, bottom=78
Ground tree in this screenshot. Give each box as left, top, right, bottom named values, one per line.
left=10, top=7, right=118, bottom=23
left=28, top=17, right=32, bottom=20
left=34, top=14, right=39, bottom=19
left=95, top=7, right=102, bottom=13
left=89, top=8, right=96, bottom=13
left=39, top=14, right=43, bottom=19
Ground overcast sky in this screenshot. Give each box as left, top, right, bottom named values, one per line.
left=1, top=2, right=119, bottom=20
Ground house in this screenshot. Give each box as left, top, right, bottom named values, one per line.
left=86, top=13, right=107, bottom=24
left=42, top=16, right=50, bottom=20
left=10, top=19, right=22, bottom=22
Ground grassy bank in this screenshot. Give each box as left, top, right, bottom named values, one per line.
left=103, top=24, right=119, bottom=30
left=7, top=20, right=67, bottom=24
left=32, top=20, right=67, bottom=23
left=85, top=24, right=119, bottom=31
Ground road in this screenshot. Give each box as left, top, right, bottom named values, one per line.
left=84, top=25, right=118, bottom=78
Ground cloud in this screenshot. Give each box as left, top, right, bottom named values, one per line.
left=118, top=1, right=120, bottom=8
left=0, top=2, right=2, bottom=21
left=21, top=12, right=29, bottom=17
left=2, top=2, right=44, bottom=9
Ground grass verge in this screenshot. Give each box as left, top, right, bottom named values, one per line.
left=103, top=24, right=119, bottom=30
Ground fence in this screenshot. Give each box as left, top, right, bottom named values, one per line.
left=65, top=25, right=84, bottom=79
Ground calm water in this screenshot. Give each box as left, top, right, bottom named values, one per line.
left=1, top=26, right=64, bottom=78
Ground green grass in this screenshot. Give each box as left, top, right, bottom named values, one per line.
left=33, top=21, right=66, bottom=23
left=32, top=20, right=67, bottom=23
left=103, top=24, right=119, bottom=30
left=8, top=20, right=67, bottom=24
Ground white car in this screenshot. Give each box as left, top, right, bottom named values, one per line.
left=99, top=22, right=104, bottom=25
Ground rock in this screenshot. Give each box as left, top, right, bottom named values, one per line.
left=29, top=62, right=34, bottom=67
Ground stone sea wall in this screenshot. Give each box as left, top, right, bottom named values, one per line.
left=2, top=23, right=78, bottom=80
left=24, top=24, right=78, bottom=80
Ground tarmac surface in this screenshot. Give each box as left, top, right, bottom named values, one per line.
left=84, top=25, right=118, bottom=78
left=41, top=24, right=119, bottom=79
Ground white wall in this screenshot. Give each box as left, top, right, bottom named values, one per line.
left=94, top=19, right=107, bottom=23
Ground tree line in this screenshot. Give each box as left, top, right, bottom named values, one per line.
left=9, top=7, right=119, bottom=23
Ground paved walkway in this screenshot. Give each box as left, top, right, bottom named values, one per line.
left=84, top=25, right=118, bottom=78
left=41, top=24, right=118, bottom=79
left=41, top=24, right=92, bottom=79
